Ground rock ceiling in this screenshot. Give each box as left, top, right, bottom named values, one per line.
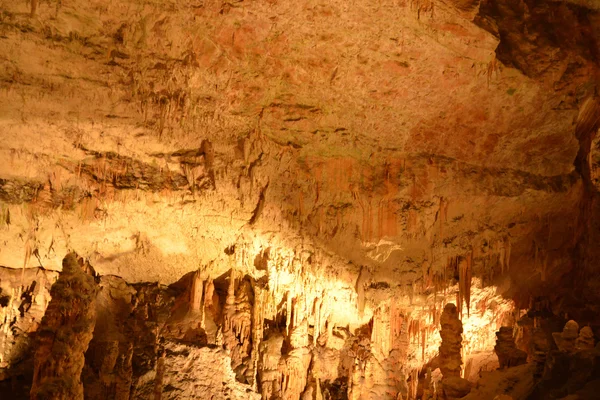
left=0, top=0, right=600, bottom=398
left=1, top=0, right=598, bottom=293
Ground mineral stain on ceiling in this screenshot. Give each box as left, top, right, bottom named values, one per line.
left=0, top=0, right=599, bottom=399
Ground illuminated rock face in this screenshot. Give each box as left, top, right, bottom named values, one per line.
left=436, top=303, right=472, bottom=399
left=0, top=0, right=600, bottom=398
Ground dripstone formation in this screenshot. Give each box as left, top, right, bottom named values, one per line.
left=1, top=0, right=600, bottom=398
left=30, top=253, right=98, bottom=400
left=494, top=327, right=527, bottom=369
left=437, top=303, right=472, bottom=399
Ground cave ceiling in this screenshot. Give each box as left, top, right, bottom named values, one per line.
left=0, top=0, right=599, bottom=308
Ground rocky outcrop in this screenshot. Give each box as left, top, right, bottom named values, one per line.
left=494, top=327, right=527, bottom=369
left=30, top=253, right=98, bottom=400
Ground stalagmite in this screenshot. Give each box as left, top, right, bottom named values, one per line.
left=251, top=283, right=266, bottom=388
left=281, top=310, right=311, bottom=400
left=531, top=326, right=549, bottom=376
left=222, top=271, right=254, bottom=382
left=190, top=270, right=204, bottom=312
left=30, top=253, right=98, bottom=400
left=258, top=334, right=284, bottom=399
left=438, top=304, right=463, bottom=378
left=494, top=327, right=527, bottom=369
left=437, top=303, right=472, bottom=399
left=575, top=326, right=595, bottom=350
left=552, top=320, right=579, bottom=353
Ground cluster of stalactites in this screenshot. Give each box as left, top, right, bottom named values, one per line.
left=221, top=270, right=255, bottom=384
left=348, top=300, right=410, bottom=400
left=371, top=301, right=405, bottom=358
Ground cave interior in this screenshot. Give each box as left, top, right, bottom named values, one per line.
left=1, top=0, right=600, bottom=399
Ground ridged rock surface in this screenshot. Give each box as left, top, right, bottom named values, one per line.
left=30, top=253, right=97, bottom=400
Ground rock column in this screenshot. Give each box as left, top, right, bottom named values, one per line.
left=438, top=303, right=471, bottom=399
left=439, top=303, right=463, bottom=378
left=494, top=327, right=527, bottom=368
left=30, top=253, right=98, bottom=400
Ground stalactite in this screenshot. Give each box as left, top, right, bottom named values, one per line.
left=190, top=270, right=204, bottom=312
left=202, top=279, right=216, bottom=330
left=458, top=254, right=473, bottom=318
left=421, top=328, right=426, bottom=361
left=286, top=291, right=293, bottom=337
left=499, top=240, right=506, bottom=274
left=356, top=266, right=368, bottom=317
left=541, top=251, right=548, bottom=282
left=250, top=283, right=266, bottom=389
left=439, top=197, right=448, bottom=240
left=504, top=236, right=511, bottom=271
left=313, top=296, right=322, bottom=346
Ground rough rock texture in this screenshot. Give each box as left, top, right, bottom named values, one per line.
left=462, top=363, right=536, bottom=400
left=553, top=320, right=580, bottom=353
left=0, top=0, right=600, bottom=398
left=0, top=0, right=596, bottom=310
left=494, top=327, right=527, bottom=369
left=576, top=327, right=595, bottom=351
left=531, top=327, right=550, bottom=377
left=530, top=344, right=600, bottom=400
left=30, top=253, right=98, bottom=400
left=138, top=342, right=261, bottom=400
left=436, top=303, right=472, bottom=399
left=0, top=266, right=57, bottom=398
left=438, top=303, right=463, bottom=378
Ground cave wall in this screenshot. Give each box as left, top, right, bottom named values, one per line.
left=0, top=0, right=600, bottom=398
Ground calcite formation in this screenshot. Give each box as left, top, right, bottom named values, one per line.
left=530, top=327, right=550, bottom=377
left=494, top=327, right=527, bottom=369
left=438, top=303, right=464, bottom=378
left=30, top=253, right=98, bottom=400
left=575, top=326, right=595, bottom=351
left=0, top=0, right=600, bottom=398
left=435, top=303, right=472, bottom=399
left=552, top=320, right=580, bottom=353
